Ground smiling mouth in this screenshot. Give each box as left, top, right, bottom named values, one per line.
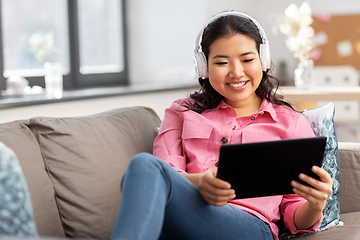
left=228, top=82, right=247, bottom=87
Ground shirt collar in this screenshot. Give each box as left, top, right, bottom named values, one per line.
left=215, top=99, right=278, bottom=122
left=256, top=99, right=278, bottom=121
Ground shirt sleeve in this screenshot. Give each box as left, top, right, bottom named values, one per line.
left=153, top=102, right=187, bottom=173
left=281, top=194, right=322, bottom=234
left=291, top=112, right=315, bottom=139
left=281, top=112, right=322, bottom=234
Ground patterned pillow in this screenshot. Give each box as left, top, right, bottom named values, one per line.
left=302, top=102, right=341, bottom=232
left=0, top=142, right=38, bottom=237
left=278, top=102, right=341, bottom=239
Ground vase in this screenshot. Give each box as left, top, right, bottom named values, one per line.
left=293, top=60, right=315, bottom=90
left=44, top=62, right=63, bottom=99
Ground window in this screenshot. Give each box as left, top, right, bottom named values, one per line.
left=78, top=0, right=124, bottom=75
left=0, top=0, right=127, bottom=91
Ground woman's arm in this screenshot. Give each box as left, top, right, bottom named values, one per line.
left=291, top=166, right=333, bottom=229
left=153, top=104, right=187, bottom=172
left=155, top=101, right=236, bottom=206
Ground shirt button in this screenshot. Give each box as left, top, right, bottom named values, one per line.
left=232, top=125, right=236, bottom=130
left=215, top=161, right=219, bottom=167
left=250, top=116, right=256, bottom=121
left=221, top=137, right=228, bottom=144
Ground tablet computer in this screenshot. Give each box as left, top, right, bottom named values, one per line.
left=216, top=136, right=327, bottom=199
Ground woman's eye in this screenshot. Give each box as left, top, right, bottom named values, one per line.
left=243, top=59, right=254, bottom=63
left=215, top=62, right=227, bottom=65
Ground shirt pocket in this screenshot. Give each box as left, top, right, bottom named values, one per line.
left=181, top=121, right=213, bottom=167
left=182, top=121, right=213, bottom=140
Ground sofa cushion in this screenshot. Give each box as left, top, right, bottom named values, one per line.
left=0, top=120, right=65, bottom=237
left=338, top=142, right=360, bottom=214
left=0, top=141, right=38, bottom=236
left=28, top=106, right=161, bottom=239
left=299, top=212, right=360, bottom=240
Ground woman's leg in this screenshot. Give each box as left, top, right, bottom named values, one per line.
left=111, top=153, right=273, bottom=240
left=111, top=152, right=173, bottom=240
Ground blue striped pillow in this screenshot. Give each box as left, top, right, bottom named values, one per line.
left=279, top=102, right=341, bottom=239
left=302, top=102, right=341, bottom=232
left=0, top=142, right=38, bottom=236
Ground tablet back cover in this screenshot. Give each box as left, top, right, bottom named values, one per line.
left=216, top=137, right=326, bottom=199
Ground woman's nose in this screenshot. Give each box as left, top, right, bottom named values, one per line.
left=229, top=62, right=244, bottom=78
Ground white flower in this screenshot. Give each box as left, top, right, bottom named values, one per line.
left=29, top=31, right=58, bottom=63
left=275, top=1, right=315, bottom=66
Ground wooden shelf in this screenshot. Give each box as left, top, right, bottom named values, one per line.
left=279, top=86, right=360, bottom=102
left=277, top=86, right=360, bottom=111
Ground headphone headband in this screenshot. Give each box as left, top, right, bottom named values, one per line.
left=194, top=11, right=271, bottom=79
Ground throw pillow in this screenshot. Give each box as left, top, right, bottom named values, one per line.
left=302, top=102, right=341, bottom=232
left=278, top=102, right=341, bottom=239
left=0, top=142, right=38, bottom=237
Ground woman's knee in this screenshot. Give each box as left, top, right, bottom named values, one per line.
left=121, top=153, right=158, bottom=188
left=122, top=153, right=172, bottom=191
left=126, top=153, right=171, bottom=178
left=129, top=152, right=159, bottom=169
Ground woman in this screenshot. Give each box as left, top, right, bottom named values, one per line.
left=111, top=11, right=333, bottom=240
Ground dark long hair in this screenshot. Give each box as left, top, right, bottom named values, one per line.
left=182, top=14, right=294, bottom=113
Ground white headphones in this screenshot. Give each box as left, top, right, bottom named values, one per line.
left=194, top=11, right=271, bottom=79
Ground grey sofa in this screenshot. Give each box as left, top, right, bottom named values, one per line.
left=0, top=106, right=359, bottom=239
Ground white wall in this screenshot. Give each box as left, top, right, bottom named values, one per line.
left=126, top=0, right=360, bottom=85
left=126, top=0, right=205, bottom=85
left=205, top=0, right=253, bottom=17
left=125, top=0, right=252, bottom=85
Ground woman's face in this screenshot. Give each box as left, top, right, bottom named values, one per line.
left=207, top=33, right=263, bottom=109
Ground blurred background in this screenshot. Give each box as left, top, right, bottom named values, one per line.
left=3, top=0, right=360, bottom=88
left=0, top=0, right=360, bottom=142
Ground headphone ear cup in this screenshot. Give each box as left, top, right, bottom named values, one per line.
left=259, top=43, right=271, bottom=71
left=194, top=51, right=208, bottom=79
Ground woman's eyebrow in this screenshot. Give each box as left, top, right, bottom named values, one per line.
left=240, top=51, right=256, bottom=56
left=212, top=51, right=256, bottom=59
left=212, top=55, right=229, bottom=59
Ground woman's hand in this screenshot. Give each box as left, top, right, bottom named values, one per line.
left=197, top=169, right=236, bottom=206
left=291, top=166, right=333, bottom=230
left=291, top=166, right=333, bottom=211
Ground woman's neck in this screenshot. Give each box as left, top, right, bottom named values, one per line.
left=225, top=95, right=263, bottom=118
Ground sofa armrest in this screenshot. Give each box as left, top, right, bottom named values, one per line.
left=338, top=142, right=360, bottom=214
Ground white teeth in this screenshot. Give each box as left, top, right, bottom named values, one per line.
left=229, top=82, right=246, bottom=87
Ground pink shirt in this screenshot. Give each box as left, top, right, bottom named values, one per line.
left=153, top=98, right=322, bottom=240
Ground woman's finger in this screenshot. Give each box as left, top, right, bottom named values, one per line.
left=198, top=169, right=236, bottom=206
left=291, top=181, right=327, bottom=200
left=291, top=167, right=333, bottom=210
left=311, top=166, right=333, bottom=185
left=292, top=184, right=329, bottom=211
left=203, top=169, right=232, bottom=189
left=296, top=167, right=333, bottom=195
left=200, top=189, right=236, bottom=206
left=199, top=177, right=235, bottom=197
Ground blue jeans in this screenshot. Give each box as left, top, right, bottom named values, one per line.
left=111, top=153, right=273, bottom=240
